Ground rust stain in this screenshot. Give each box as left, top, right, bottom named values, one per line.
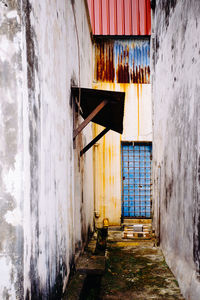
left=102, top=133, right=106, bottom=218
left=146, top=65, right=150, bottom=83
left=109, top=144, right=112, bottom=185
left=94, top=39, right=150, bottom=84
left=140, top=84, right=143, bottom=96
left=117, top=64, right=130, bottom=83
left=96, top=41, right=115, bottom=82
left=117, top=46, right=130, bottom=83
left=131, top=65, right=150, bottom=84
left=111, top=196, right=117, bottom=209
left=137, top=84, right=140, bottom=139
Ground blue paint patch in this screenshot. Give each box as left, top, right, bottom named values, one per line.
left=122, top=143, right=152, bottom=218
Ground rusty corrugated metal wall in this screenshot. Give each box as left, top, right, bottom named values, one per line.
left=87, top=0, right=151, bottom=35
left=94, top=38, right=150, bottom=83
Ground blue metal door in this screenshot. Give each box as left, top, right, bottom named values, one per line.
left=122, top=143, right=152, bottom=218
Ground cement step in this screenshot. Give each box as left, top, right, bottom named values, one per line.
left=122, top=222, right=152, bottom=239
left=122, top=218, right=152, bottom=225
left=123, top=231, right=151, bottom=239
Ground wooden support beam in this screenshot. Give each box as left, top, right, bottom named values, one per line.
left=73, top=100, right=108, bottom=139
left=80, top=127, right=110, bottom=156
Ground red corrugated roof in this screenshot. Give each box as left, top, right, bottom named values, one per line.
left=87, top=0, right=151, bottom=36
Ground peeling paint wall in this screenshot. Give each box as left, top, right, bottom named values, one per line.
left=0, top=1, right=23, bottom=299
left=93, top=83, right=152, bottom=226
left=152, top=1, right=200, bottom=298
left=0, top=0, right=93, bottom=299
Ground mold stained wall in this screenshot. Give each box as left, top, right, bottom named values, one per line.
left=0, top=0, right=93, bottom=299
left=152, top=1, right=200, bottom=298
left=93, top=83, right=152, bottom=226
left=0, top=1, right=24, bottom=299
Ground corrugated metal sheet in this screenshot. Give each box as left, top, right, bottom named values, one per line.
left=94, top=39, right=150, bottom=84
left=87, top=0, right=151, bottom=36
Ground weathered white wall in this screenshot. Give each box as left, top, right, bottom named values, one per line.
left=152, top=1, right=200, bottom=298
left=0, top=0, right=93, bottom=299
left=93, top=83, right=152, bottom=226
left=0, top=1, right=24, bottom=298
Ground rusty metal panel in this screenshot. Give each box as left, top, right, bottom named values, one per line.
left=87, top=0, right=151, bottom=36
left=94, top=39, right=150, bottom=84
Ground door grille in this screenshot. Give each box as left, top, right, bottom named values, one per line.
left=122, top=143, right=152, bottom=218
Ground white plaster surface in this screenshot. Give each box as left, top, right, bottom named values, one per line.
left=152, top=1, right=200, bottom=298
left=0, top=0, right=94, bottom=298
left=0, top=256, right=17, bottom=299
left=0, top=2, right=24, bottom=299
left=6, top=10, right=18, bottom=19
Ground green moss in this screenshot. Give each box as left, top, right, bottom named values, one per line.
left=100, top=245, right=183, bottom=298
left=65, top=239, right=183, bottom=300
left=65, top=272, right=86, bottom=300
left=173, top=279, right=179, bottom=287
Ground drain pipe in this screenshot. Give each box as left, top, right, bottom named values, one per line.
left=94, top=143, right=100, bottom=218
left=157, top=164, right=161, bottom=245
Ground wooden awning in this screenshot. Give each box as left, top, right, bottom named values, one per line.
left=71, top=87, right=125, bottom=156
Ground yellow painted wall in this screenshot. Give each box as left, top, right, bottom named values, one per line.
left=93, top=83, right=152, bottom=227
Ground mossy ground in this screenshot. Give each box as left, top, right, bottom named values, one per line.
left=64, top=232, right=184, bottom=300
left=100, top=238, right=184, bottom=300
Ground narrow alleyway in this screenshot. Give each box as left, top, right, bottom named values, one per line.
left=100, top=229, right=184, bottom=299
left=65, top=228, right=184, bottom=300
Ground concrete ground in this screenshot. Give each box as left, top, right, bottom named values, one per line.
left=65, top=228, right=184, bottom=300
left=100, top=229, right=184, bottom=300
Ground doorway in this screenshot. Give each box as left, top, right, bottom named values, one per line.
left=121, top=142, right=152, bottom=220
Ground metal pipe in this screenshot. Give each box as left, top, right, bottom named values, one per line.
left=94, top=143, right=100, bottom=218
left=157, top=164, right=161, bottom=245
